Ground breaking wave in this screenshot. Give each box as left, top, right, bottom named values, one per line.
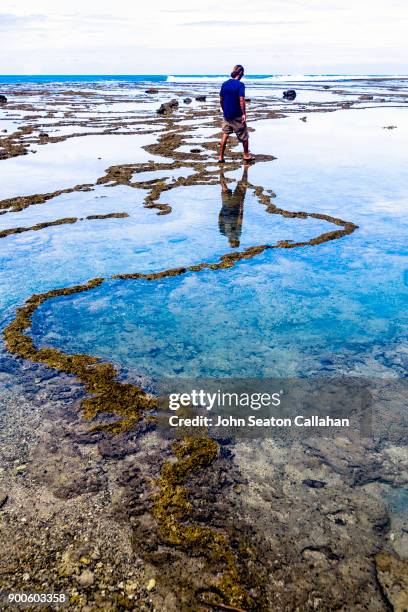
left=166, top=74, right=406, bottom=84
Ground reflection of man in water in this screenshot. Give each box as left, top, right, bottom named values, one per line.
left=219, top=165, right=248, bottom=248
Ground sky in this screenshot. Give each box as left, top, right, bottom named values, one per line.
left=1, top=0, right=408, bottom=75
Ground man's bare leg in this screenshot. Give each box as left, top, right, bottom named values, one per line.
left=219, top=133, right=229, bottom=161
left=242, top=138, right=254, bottom=161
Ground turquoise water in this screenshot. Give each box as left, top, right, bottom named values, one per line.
left=1, top=81, right=407, bottom=383
left=1, top=74, right=400, bottom=84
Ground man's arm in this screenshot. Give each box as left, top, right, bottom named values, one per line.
left=239, top=81, right=246, bottom=122
left=220, top=96, right=224, bottom=112
left=240, top=96, right=246, bottom=123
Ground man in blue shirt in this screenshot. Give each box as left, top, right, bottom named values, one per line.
left=219, top=64, right=254, bottom=163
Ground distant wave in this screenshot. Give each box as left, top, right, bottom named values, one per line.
left=167, top=74, right=407, bottom=83
left=262, top=73, right=408, bottom=82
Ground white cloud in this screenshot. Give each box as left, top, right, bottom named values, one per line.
left=0, top=0, right=407, bottom=74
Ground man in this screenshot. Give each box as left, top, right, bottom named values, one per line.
left=219, top=64, right=254, bottom=163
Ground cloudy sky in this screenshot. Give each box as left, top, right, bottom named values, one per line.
left=1, top=0, right=407, bottom=75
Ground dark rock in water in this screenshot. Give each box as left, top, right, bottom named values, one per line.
left=302, top=479, right=326, bottom=489
left=39, top=132, right=49, bottom=138
left=190, top=148, right=201, bottom=153
left=245, top=97, right=251, bottom=102
left=195, top=95, right=206, bottom=101
left=0, top=95, right=7, bottom=104
left=359, top=94, right=373, bottom=100
left=183, top=97, right=192, bottom=104
left=156, top=99, right=179, bottom=114
left=145, top=88, right=159, bottom=94
left=283, top=90, right=296, bottom=101
left=98, top=437, right=132, bottom=460
left=323, top=85, right=330, bottom=89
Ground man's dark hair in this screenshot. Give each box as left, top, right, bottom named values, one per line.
left=231, top=64, right=244, bottom=78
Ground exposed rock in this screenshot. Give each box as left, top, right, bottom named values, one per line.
left=375, top=552, right=408, bottom=611
left=0, top=95, right=7, bottom=104
left=283, top=89, right=297, bottom=100
left=195, top=95, right=206, bottom=102
left=145, top=88, right=159, bottom=94
left=39, top=132, right=49, bottom=138
left=156, top=99, right=179, bottom=115
left=383, top=125, right=397, bottom=130
left=359, top=94, right=374, bottom=100
left=190, top=148, right=201, bottom=153
left=183, top=97, right=192, bottom=104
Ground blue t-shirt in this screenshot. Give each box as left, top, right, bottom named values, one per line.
left=220, top=79, right=245, bottom=119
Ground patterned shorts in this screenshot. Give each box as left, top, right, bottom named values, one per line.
left=222, top=116, right=249, bottom=142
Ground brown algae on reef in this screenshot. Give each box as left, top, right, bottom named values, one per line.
left=0, top=213, right=129, bottom=239
left=153, top=435, right=255, bottom=610
left=3, top=279, right=156, bottom=432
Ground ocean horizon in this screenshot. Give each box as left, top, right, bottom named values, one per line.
left=1, top=73, right=408, bottom=84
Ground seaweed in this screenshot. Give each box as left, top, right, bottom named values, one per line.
left=0, top=212, right=130, bottom=239
left=153, top=435, right=255, bottom=609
